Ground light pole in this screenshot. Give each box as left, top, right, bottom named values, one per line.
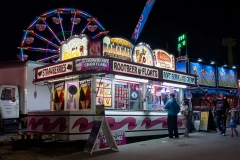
left=222, top=37, right=236, bottom=68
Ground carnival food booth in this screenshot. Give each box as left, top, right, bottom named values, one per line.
left=28, top=35, right=197, bottom=140
left=185, top=61, right=239, bottom=126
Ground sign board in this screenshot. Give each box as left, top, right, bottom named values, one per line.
left=75, top=58, right=110, bottom=71
left=176, top=56, right=188, bottom=62
left=199, top=111, right=216, bottom=132
left=176, top=62, right=187, bottom=73
left=112, top=60, right=159, bottom=79
left=97, top=130, right=126, bottom=149
left=194, top=120, right=200, bottom=131
left=162, top=70, right=195, bottom=85
left=199, top=111, right=209, bottom=131
left=84, top=120, right=103, bottom=153
left=218, top=67, right=237, bottom=88
left=36, top=61, right=73, bottom=80
left=84, top=106, right=118, bottom=154
left=103, top=36, right=133, bottom=61
left=153, top=49, right=175, bottom=70
left=60, top=36, right=88, bottom=61
left=190, top=62, right=216, bottom=87
left=133, top=43, right=154, bottom=66
left=185, top=92, right=192, bottom=99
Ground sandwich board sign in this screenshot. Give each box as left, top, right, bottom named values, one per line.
left=84, top=105, right=119, bottom=154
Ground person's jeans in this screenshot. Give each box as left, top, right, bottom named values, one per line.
left=167, top=115, right=179, bottom=138
left=215, top=114, right=226, bottom=134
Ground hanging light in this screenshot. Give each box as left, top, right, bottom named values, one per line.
left=197, top=58, right=202, bottom=62
left=210, top=61, right=215, bottom=65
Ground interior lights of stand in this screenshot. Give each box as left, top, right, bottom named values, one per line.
left=162, top=82, right=187, bottom=88
left=115, top=75, right=148, bottom=83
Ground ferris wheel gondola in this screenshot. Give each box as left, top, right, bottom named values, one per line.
left=18, top=8, right=108, bottom=62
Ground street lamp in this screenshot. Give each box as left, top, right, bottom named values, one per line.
left=232, top=66, right=236, bottom=69
left=197, top=58, right=202, bottom=62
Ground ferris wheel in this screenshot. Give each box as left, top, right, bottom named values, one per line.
left=18, top=8, right=108, bottom=62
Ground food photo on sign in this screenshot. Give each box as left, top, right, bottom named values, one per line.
left=218, top=67, right=237, bottom=88
left=133, top=43, right=153, bottom=66
left=152, top=49, right=175, bottom=70
left=67, top=82, right=77, bottom=110
left=79, top=79, right=92, bottom=109
left=190, top=62, right=216, bottom=87
left=53, top=81, right=65, bottom=110
left=89, top=41, right=101, bottom=56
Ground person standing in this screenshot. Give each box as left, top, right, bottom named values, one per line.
left=213, top=94, right=230, bottom=136
left=164, top=93, right=180, bottom=138
left=180, top=100, right=190, bottom=138
left=229, top=111, right=238, bottom=137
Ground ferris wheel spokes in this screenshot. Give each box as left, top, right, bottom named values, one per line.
left=21, top=30, right=29, bottom=46
left=56, top=12, right=66, bottom=41
left=41, top=18, right=62, bottom=44
left=26, top=30, right=59, bottom=48
left=18, top=47, right=59, bottom=53
left=81, top=19, right=91, bottom=35
left=37, top=54, right=60, bottom=62
left=27, top=17, right=41, bottom=30
left=70, top=11, right=77, bottom=38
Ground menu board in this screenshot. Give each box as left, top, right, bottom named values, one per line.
left=190, top=62, right=216, bottom=87
left=96, top=79, right=112, bottom=107
left=218, top=67, right=237, bottom=88
left=114, top=84, right=129, bottom=109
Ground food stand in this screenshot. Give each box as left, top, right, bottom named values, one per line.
left=186, top=62, right=239, bottom=127
left=28, top=35, right=197, bottom=141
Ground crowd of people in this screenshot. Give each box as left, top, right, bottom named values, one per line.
left=164, top=93, right=238, bottom=138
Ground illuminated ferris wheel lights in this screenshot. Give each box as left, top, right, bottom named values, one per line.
left=40, top=9, right=57, bottom=17
left=37, top=54, right=60, bottom=62
left=27, top=17, right=40, bottom=30
left=77, top=10, right=91, bottom=18
left=19, top=8, right=107, bottom=61
left=21, top=31, right=29, bottom=46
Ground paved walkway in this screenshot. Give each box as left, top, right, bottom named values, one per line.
left=43, top=128, right=240, bottom=160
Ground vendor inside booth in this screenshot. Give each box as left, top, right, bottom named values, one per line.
left=29, top=35, right=197, bottom=141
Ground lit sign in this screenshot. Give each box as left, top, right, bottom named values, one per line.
left=153, top=49, right=175, bottom=70
left=133, top=43, right=153, bottom=66
left=218, top=67, right=237, bottom=88
left=75, top=58, right=110, bottom=71
left=113, top=60, right=158, bottom=79
left=162, top=70, right=195, bottom=84
left=103, top=36, right=133, bottom=61
left=36, top=61, right=73, bottom=79
left=190, top=62, right=216, bottom=86
left=60, top=35, right=88, bottom=61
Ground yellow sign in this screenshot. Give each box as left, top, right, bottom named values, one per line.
left=61, top=36, right=88, bottom=61
left=103, top=36, right=133, bottom=61
left=200, top=111, right=209, bottom=131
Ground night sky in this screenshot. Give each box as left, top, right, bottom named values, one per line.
left=1, top=0, right=240, bottom=67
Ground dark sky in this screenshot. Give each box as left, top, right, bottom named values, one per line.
left=1, top=0, right=240, bottom=67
